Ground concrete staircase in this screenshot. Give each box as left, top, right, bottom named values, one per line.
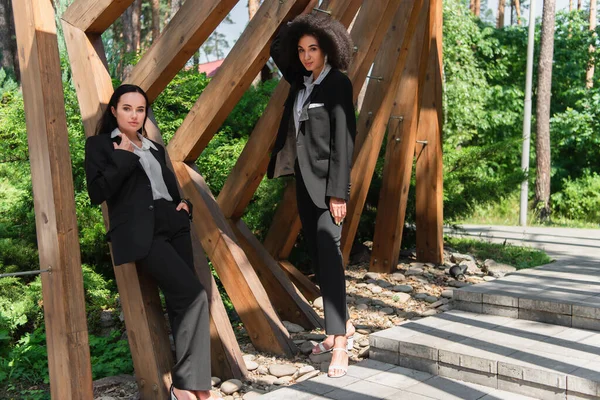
left=370, top=263, right=600, bottom=400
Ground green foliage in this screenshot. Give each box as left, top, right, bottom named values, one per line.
left=552, top=170, right=600, bottom=222
left=445, top=237, right=553, bottom=269
left=88, top=330, right=134, bottom=379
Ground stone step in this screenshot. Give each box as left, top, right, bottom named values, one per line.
left=257, top=359, right=538, bottom=399
left=369, top=310, right=600, bottom=399
left=452, top=264, right=600, bottom=331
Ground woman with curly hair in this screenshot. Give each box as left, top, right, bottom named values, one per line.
left=267, top=12, right=357, bottom=378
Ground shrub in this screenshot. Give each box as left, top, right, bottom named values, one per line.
left=552, top=171, right=600, bottom=222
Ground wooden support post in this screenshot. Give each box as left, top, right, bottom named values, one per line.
left=340, top=0, right=425, bottom=265
left=167, top=0, right=313, bottom=162
left=173, top=162, right=297, bottom=356
left=229, top=219, right=323, bottom=329
left=263, top=180, right=303, bottom=260
left=277, top=260, right=321, bottom=302
left=415, top=0, right=444, bottom=264
left=62, top=0, right=135, bottom=34
left=11, top=0, right=93, bottom=398
left=126, top=0, right=238, bottom=101
left=370, top=0, right=430, bottom=273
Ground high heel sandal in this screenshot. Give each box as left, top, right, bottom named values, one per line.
left=327, top=348, right=349, bottom=378
left=312, top=334, right=355, bottom=354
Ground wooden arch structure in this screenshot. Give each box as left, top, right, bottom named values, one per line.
left=11, top=0, right=442, bottom=398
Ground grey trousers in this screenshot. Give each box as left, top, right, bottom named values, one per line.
left=295, top=163, right=349, bottom=335
left=137, top=199, right=211, bottom=391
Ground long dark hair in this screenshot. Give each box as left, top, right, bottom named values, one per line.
left=95, top=84, right=150, bottom=136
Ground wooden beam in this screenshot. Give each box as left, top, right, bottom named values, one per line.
left=263, top=180, right=303, bottom=260
left=166, top=0, right=313, bottom=163
left=229, top=219, right=323, bottom=330
left=415, top=0, right=444, bottom=264
left=369, top=0, right=430, bottom=273
left=11, top=0, right=93, bottom=398
left=277, top=260, right=321, bottom=302
left=173, top=162, right=297, bottom=356
left=126, top=0, right=238, bottom=102
left=63, top=0, right=135, bottom=34
left=340, top=0, right=425, bottom=265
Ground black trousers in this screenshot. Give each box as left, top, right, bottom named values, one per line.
left=295, top=162, right=349, bottom=335
left=137, top=199, right=211, bottom=391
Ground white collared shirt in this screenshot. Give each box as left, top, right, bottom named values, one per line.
left=111, top=128, right=173, bottom=201
left=293, top=63, right=332, bottom=136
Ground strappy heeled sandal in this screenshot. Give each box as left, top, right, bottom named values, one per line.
left=312, top=335, right=354, bottom=354
left=327, top=348, right=349, bottom=378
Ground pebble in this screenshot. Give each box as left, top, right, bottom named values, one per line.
left=269, top=364, right=297, bottom=378
left=274, top=376, right=293, bottom=385
left=382, top=290, right=395, bottom=297
left=421, top=309, right=438, bottom=316
left=424, top=296, right=438, bottom=303
left=356, top=297, right=371, bottom=305
left=483, top=276, right=496, bottom=281
left=451, top=253, right=475, bottom=264
left=358, top=346, right=370, bottom=357
left=406, top=267, right=424, bottom=276
left=212, top=377, right=221, bottom=386
left=358, top=338, right=370, bottom=347
left=256, top=365, right=269, bottom=375
left=347, top=295, right=356, bottom=303
left=255, top=375, right=277, bottom=386
left=282, top=321, right=305, bottom=333
left=393, top=293, right=411, bottom=303
left=305, top=333, right=327, bottom=341
left=380, top=307, right=395, bottom=315
left=243, top=391, right=265, bottom=399
left=370, top=286, right=383, bottom=294
left=355, top=283, right=368, bottom=288
left=393, top=284, right=413, bottom=293
left=220, top=379, right=243, bottom=395
left=309, top=352, right=332, bottom=363
left=299, top=340, right=318, bottom=354
left=245, top=360, right=259, bottom=371
left=357, top=328, right=371, bottom=334
left=298, top=365, right=316, bottom=376
left=429, top=300, right=446, bottom=308
left=356, top=303, right=368, bottom=311
left=439, top=304, right=453, bottom=311
left=296, top=370, right=320, bottom=382
left=364, top=272, right=380, bottom=280
left=414, top=293, right=428, bottom=300
left=293, top=339, right=306, bottom=345
left=441, top=289, right=453, bottom=298
left=448, top=280, right=470, bottom=288
left=376, top=279, right=392, bottom=288
left=313, top=297, right=324, bottom=309
left=391, top=272, right=406, bottom=282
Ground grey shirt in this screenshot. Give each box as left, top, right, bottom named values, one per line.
left=110, top=129, right=173, bottom=201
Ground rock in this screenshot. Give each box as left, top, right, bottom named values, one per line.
left=269, top=364, right=297, bottom=378
left=370, top=286, right=383, bottom=294
left=355, top=282, right=368, bottom=288
left=449, top=264, right=468, bottom=279
left=356, top=297, right=371, bottom=305
left=309, top=352, right=332, bottom=364
left=429, top=300, right=446, bottom=308
left=305, top=333, right=327, bottom=341
left=296, top=370, right=320, bottom=382
left=358, top=338, right=370, bottom=347
left=376, top=279, right=392, bottom=288
left=346, top=295, right=356, bottom=304
left=364, top=272, right=380, bottom=280
left=255, top=375, right=277, bottom=386
left=211, top=377, right=222, bottom=386
left=405, top=267, right=424, bottom=276
left=448, top=280, right=470, bottom=288
left=256, top=365, right=269, bottom=375
left=451, top=253, right=476, bottom=264
left=410, top=262, right=425, bottom=268
left=299, top=340, right=318, bottom=355
left=460, top=260, right=479, bottom=274
left=372, top=299, right=385, bottom=306
left=312, top=297, right=324, bottom=309
left=274, top=376, right=293, bottom=385
left=390, top=272, right=406, bottom=282
left=356, top=303, right=368, bottom=311
left=393, top=284, right=413, bottom=293
left=357, top=328, right=371, bottom=334
left=484, top=259, right=517, bottom=274
left=414, top=293, right=428, bottom=300
left=243, top=390, right=265, bottom=399
left=439, top=304, right=453, bottom=311
left=424, top=296, right=439, bottom=303
left=358, top=346, right=370, bottom=358
left=224, top=396, right=234, bottom=400
left=380, top=307, right=394, bottom=315
left=422, top=309, right=438, bottom=316
left=350, top=242, right=371, bottom=264
left=441, top=289, right=453, bottom=298
left=220, top=379, right=243, bottom=395
left=243, top=354, right=256, bottom=362
left=97, top=397, right=117, bottom=400
left=298, top=365, right=316, bottom=377
left=393, top=293, right=411, bottom=303
left=382, top=291, right=395, bottom=297
left=282, top=321, right=305, bottom=333
left=293, top=339, right=306, bottom=345
left=245, top=360, right=259, bottom=371
left=483, top=276, right=496, bottom=281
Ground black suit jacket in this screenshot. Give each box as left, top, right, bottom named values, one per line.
left=267, top=25, right=356, bottom=209
left=84, top=134, right=183, bottom=265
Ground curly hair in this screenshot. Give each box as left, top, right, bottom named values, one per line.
left=284, top=13, right=353, bottom=71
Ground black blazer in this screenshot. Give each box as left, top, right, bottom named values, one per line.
left=84, top=134, right=184, bottom=265
left=267, top=25, right=356, bottom=209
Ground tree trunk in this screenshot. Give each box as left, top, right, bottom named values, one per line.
left=515, top=0, right=522, bottom=24
left=0, top=0, right=18, bottom=77
left=578, top=0, right=582, bottom=10
left=249, top=0, right=260, bottom=20
left=570, top=0, right=573, bottom=11
left=534, top=0, right=557, bottom=222
left=475, top=0, right=481, bottom=17
left=122, top=5, right=134, bottom=53
left=151, top=0, right=160, bottom=41
left=193, top=51, right=200, bottom=70
left=170, top=0, right=183, bottom=22
left=587, top=0, right=597, bottom=88
left=498, top=0, right=506, bottom=28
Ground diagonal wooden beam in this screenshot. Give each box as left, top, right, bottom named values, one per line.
left=173, top=162, right=297, bottom=356
left=415, top=0, right=444, bottom=263
left=126, top=0, right=238, bottom=102
left=166, top=0, right=313, bottom=163
left=278, top=260, right=321, bottom=302
left=229, top=219, right=323, bottom=330
left=12, top=0, right=93, bottom=398
left=340, top=0, right=425, bottom=265
left=370, top=0, right=430, bottom=273
left=63, top=0, right=135, bottom=34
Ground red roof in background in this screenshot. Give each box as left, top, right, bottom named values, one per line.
left=196, top=59, right=224, bottom=77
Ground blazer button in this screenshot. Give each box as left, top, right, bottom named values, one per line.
left=148, top=205, right=154, bottom=211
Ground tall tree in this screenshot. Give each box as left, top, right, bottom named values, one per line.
left=0, top=0, right=18, bottom=78
left=248, top=0, right=260, bottom=20
left=587, top=0, right=597, bottom=88
left=169, top=0, right=183, bottom=22
left=475, top=0, right=481, bottom=16
left=151, top=0, right=161, bottom=41
left=578, top=0, right=582, bottom=10
left=535, top=0, right=557, bottom=221
left=498, top=0, right=506, bottom=27
left=514, top=0, right=522, bottom=25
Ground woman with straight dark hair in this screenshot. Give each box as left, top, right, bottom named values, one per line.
left=267, top=13, right=357, bottom=378
left=85, top=84, right=220, bottom=400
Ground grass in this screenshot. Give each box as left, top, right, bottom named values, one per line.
left=445, top=237, right=553, bottom=270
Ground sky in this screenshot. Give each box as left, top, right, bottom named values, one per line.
left=217, top=0, right=578, bottom=60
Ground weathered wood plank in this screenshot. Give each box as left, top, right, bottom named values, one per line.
left=12, top=0, right=93, bottom=398
left=262, top=180, right=303, bottom=260
left=126, top=0, right=238, bottom=102
left=340, top=0, right=425, bottom=265
left=370, top=0, right=430, bottom=273
left=415, top=0, right=444, bottom=264
left=63, top=0, right=134, bottom=34
left=173, top=162, right=297, bottom=356
left=167, top=0, right=313, bottom=163
left=278, top=260, right=321, bottom=302
left=229, top=219, right=323, bottom=330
